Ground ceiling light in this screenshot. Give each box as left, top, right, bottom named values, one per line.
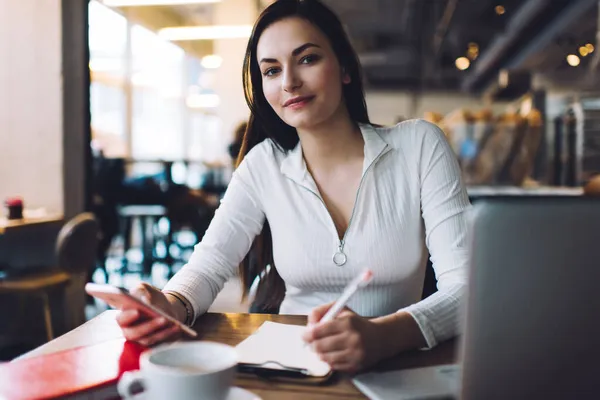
left=567, top=54, right=581, bottom=67
left=495, top=5, right=505, bottom=15
left=586, top=43, right=595, bottom=53
left=467, top=44, right=479, bottom=60
left=455, top=57, right=470, bottom=71
left=186, top=93, right=220, bottom=108
left=159, top=25, right=253, bottom=41
left=499, top=69, right=509, bottom=88
left=580, top=46, right=590, bottom=57
left=101, top=0, right=220, bottom=6
left=201, top=55, right=223, bottom=69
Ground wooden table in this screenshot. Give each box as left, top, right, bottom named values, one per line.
left=20, top=311, right=456, bottom=399
left=0, top=214, right=63, bottom=235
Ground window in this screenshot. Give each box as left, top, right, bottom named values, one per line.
left=88, top=1, right=227, bottom=169
left=89, top=0, right=127, bottom=156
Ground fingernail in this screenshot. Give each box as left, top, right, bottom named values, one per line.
left=159, top=318, right=167, bottom=325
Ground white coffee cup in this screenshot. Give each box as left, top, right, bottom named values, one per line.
left=118, top=341, right=238, bottom=400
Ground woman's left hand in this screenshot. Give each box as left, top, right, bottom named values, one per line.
left=301, top=302, right=385, bottom=373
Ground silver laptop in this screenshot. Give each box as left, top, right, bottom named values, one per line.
left=354, top=197, right=600, bottom=399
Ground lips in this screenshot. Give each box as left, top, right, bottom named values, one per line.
left=283, top=95, right=315, bottom=108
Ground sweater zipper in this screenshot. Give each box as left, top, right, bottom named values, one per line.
left=288, top=145, right=389, bottom=266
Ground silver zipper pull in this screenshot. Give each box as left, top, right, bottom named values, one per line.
left=333, top=242, right=347, bottom=266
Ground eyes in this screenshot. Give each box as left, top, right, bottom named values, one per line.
left=263, top=67, right=279, bottom=77
left=262, top=54, right=321, bottom=77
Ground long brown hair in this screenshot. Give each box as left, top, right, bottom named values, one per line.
left=238, top=0, right=372, bottom=311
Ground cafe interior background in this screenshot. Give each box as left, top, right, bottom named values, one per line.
left=0, top=0, right=598, bottom=360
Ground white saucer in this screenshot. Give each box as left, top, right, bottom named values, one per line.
left=228, top=387, right=262, bottom=400
left=130, top=387, right=260, bottom=400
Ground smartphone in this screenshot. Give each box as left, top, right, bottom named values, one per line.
left=85, top=282, right=198, bottom=338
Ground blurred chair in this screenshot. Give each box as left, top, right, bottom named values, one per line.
left=0, top=213, right=99, bottom=342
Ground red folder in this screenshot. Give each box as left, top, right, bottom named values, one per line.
left=0, top=338, right=146, bottom=400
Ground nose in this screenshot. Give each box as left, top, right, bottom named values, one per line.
left=282, top=66, right=302, bottom=93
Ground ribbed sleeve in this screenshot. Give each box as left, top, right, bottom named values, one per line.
left=401, top=120, right=470, bottom=348
left=162, top=156, right=265, bottom=322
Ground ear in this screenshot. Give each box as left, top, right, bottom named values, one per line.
left=342, top=67, right=351, bottom=84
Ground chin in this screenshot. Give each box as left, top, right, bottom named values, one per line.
left=285, top=119, right=316, bottom=131
left=283, top=112, right=327, bottom=131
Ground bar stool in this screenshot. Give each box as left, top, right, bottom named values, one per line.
left=117, top=205, right=167, bottom=278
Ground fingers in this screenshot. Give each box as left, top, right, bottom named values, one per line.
left=304, top=320, right=343, bottom=342
left=117, top=308, right=181, bottom=346
left=308, top=303, right=356, bottom=326
left=329, top=361, right=359, bottom=374
left=310, top=331, right=363, bottom=361
left=138, top=324, right=181, bottom=347
left=311, top=333, right=347, bottom=353
left=304, top=313, right=358, bottom=342
left=308, top=301, right=335, bottom=325
left=130, top=282, right=155, bottom=303
left=303, top=307, right=368, bottom=374
left=121, top=317, right=169, bottom=342
left=318, top=349, right=351, bottom=365
left=115, top=283, right=182, bottom=346
left=116, top=309, right=140, bottom=328
left=318, top=346, right=363, bottom=373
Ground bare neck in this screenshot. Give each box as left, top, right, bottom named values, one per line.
left=298, top=114, right=364, bottom=173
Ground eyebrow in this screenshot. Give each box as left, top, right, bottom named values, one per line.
left=259, top=42, right=321, bottom=65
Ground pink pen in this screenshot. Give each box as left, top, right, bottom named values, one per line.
left=318, top=269, right=374, bottom=324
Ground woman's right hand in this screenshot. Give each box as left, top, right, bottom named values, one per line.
left=115, top=282, right=185, bottom=347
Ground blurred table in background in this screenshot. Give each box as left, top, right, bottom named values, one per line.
left=467, top=185, right=583, bottom=199
left=0, top=212, right=63, bottom=235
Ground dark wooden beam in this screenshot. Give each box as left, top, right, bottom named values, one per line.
left=61, top=0, right=92, bottom=219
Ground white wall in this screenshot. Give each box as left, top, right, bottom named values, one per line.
left=0, top=0, right=63, bottom=213
left=213, top=0, right=257, bottom=161
left=366, top=91, right=506, bottom=126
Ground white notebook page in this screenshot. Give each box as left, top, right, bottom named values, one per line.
left=235, top=321, right=331, bottom=377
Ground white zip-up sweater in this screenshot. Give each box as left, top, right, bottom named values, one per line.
left=164, top=119, right=471, bottom=348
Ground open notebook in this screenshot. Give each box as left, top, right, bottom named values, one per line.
left=235, top=321, right=332, bottom=379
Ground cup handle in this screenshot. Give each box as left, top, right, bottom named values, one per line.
left=117, top=371, right=146, bottom=399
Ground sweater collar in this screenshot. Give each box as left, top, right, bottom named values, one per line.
left=280, top=123, right=389, bottom=188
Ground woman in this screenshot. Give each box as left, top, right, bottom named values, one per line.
left=117, top=0, right=470, bottom=373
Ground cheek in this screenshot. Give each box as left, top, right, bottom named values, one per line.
left=262, top=80, right=281, bottom=110
left=317, top=63, right=343, bottom=96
